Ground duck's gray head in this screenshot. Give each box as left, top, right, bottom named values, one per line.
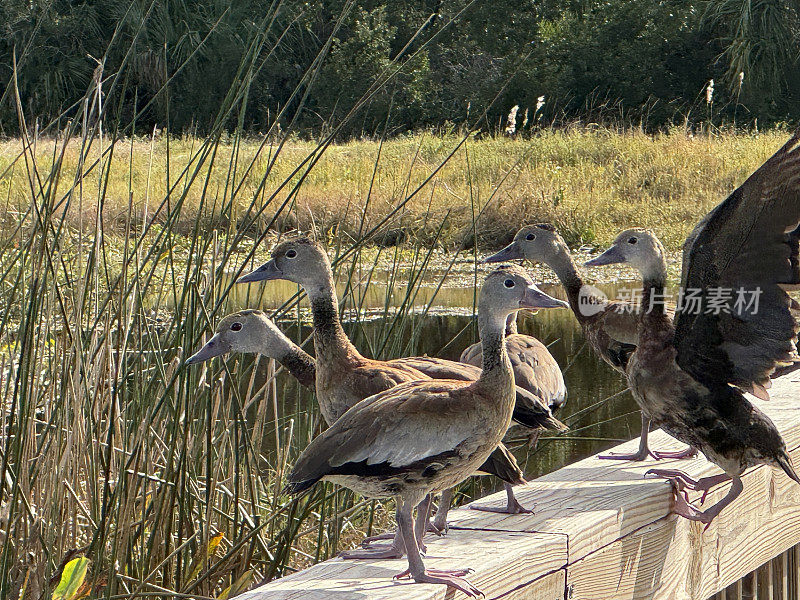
left=584, top=228, right=666, bottom=280
left=185, top=310, right=290, bottom=365
left=485, top=223, right=566, bottom=265
left=237, top=237, right=332, bottom=291
left=480, top=264, right=568, bottom=320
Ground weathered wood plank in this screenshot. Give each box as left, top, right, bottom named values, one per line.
left=565, top=439, right=800, bottom=599
left=507, top=570, right=565, bottom=600
left=238, top=374, right=800, bottom=599
left=447, top=374, right=800, bottom=565
left=237, top=529, right=567, bottom=599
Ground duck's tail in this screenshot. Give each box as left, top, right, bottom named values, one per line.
left=775, top=451, right=800, bottom=485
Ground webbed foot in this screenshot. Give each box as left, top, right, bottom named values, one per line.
left=394, top=568, right=483, bottom=597
left=650, top=446, right=699, bottom=460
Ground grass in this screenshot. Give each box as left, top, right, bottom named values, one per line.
left=0, top=127, right=789, bottom=255
left=0, top=123, right=792, bottom=599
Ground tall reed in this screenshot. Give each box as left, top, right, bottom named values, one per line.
left=0, top=2, right=546, bottom=595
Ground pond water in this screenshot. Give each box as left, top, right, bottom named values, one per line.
left=226, top=279, right=644, bottom=503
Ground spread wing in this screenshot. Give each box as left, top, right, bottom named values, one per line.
left=675, top=130, right=800, bottom=392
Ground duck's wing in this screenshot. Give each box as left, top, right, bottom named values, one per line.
left=505, top=335, right=567, bottom=409
left=477, top=443, right=525, bottom=485
left=390, top=356, right=481, bottom=381
left=459, top=341, right=482, bottom=367
left=462, top=336, right=568, bottom=414
left=675, top=130, right=800, bottom=393
left=285, top=380, right=477, bottom=494
left=597, top=305, right=642, bottom=345
left=348, top=361, right=427, bottom=400
left=513, top=386, right=568, bottom=431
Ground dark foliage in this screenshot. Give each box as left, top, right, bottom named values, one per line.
left=0, top=0, right=797, bottom=136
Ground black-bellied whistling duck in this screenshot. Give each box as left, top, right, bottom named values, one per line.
left=186, top=309, right=567, bottom=536
left=235, top=241, right=566, bottom=555
left=282, top=265, right=567, bottom=596
left=486, top=223, right=697, bottom=462
left=583, top=130, right=800, bottom=525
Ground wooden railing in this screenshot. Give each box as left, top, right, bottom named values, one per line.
left=237, top=372, right=800, bottom=600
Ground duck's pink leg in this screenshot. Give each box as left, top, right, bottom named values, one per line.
left=650, top=446, right=699, bottom=460
left=470, top=483, right=533, bottom=514
left=351, top=496, right=432, bottom=558
left=645, top=469, right=730, bottom=503
left=646, top=469, right=741, bottom=529
left=670, top=477, right=743, bottom=530
left=395, top=499, right=483, bottom=598
left=599, top=414, right=652, bottom=461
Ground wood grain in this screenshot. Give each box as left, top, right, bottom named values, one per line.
left=236, top=529, right=567, bottom=599
left=237, top=373, right=800, bottom=599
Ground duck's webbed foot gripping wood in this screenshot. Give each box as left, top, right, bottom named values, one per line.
left=598, top=415, right=699, bottom=461
left=469, top=443, right=534, bottom=515
left=599, top=414, right=653, bottom=461
left=340, top=536, right=405, bottom=560
left=469, top=482, right=533, bottom=515
left=650, top=446, right=699, bottom=460
left=646, top=469, right=742, bottom=529
left=353, top=495, right=433, bottom=558
left=394, top=501, right=484, bottom=598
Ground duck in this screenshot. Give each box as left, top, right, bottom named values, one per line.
left=185, top=308, right=566, bottom=535
left=185, top=310, right=316, bottom=387
left=581, top=130, right=800, bottom=525
left=282, top=265, right=567, bottom=596
left=236, top=238, right=567, bottom=535
left=484, top=223, right=695, bottom=462
left=185, top=311, right=562, bottom=438
left=460, top=314, right=567, bottom=414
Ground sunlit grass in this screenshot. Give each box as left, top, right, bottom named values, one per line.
left=0, top=127, right=787, bottom=253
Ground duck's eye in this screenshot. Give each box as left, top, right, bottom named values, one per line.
left=285, top=249, right=297, bottom=259
left=525, top=233, right=536, bottom=241
left=504, top=279, right=515, bottom=288
left=628, top=237, right=638, bottom=245
left=230, top=322, right=242, bottom=331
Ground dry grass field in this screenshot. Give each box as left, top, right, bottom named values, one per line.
left=0, top=127, right=787, bottom=252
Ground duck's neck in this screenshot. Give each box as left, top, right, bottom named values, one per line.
left=278, top=346, right=317, bottom=389
left=475, top=309, right=515, bottom=398
left=548, top=248, right=586, bottom=318
left=307, top=275, right=362, bottom=365
left=505, top=313, right=518, bottom=336
left=257, top=323, right=318, bottom=389
left=640, top=260, right=669, bottom=324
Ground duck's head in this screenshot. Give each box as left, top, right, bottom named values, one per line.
left=185, top=310, right=290, bottom=365
left=584, top=228, right=665, bottom=278
left=484, top=224, right=566, bottom=265
left=480, top=264, right=569, bottom=320
left=237, top=237, right=331, bottom=291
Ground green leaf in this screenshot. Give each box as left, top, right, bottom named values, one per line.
left=52, top=557, right=90, bottom=600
